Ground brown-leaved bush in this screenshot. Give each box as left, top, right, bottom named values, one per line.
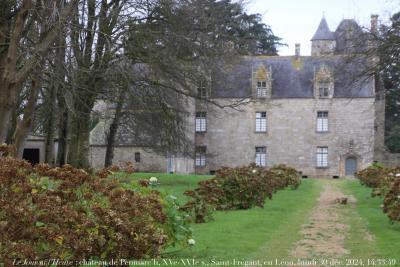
left=182, top=164, right=301, bottom=223
left=0, top=156, right=189, bottom=265
left=383, top=177, right=400, bottom=222
left=356, top=163, right=389, bottom=189
left=357, top=163, right=400, bottom=222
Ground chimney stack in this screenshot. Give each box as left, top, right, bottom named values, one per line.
left=371, top=14, right=378, bottom=32
left=295, top=43, right=300, bottom=58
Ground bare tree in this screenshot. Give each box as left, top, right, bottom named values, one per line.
left=0, top=0, right=78, bottom=144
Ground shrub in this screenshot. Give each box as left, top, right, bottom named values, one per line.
left=370, top=168, right=400, bottom=198
left=0, top=157, right=190, bottom=265
left=182, top=164, right=301, bottom=223
left=214, top=164, right=276, bottom=210
left=356, top=163, right=400, bottom=198
left=269, top=164, right=301, bottom=190
left=356, top=162, right=388, bottom=189
left=357, top=164, right=400, bottom=222
left=383, top=177, right=400, bottom=222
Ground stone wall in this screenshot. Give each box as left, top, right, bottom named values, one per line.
left=89, top=146, right=194, bottom=173
left=378, top=152, right=400, bottom=167
left=195, top=97, right=376, bottom=177
left=311, top=40, right=336, bottom=56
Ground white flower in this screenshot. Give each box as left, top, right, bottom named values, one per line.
left=149, top=177, right=158, bottom=183
left=397, top=195, right=400, bottom=199
left=380, top=204, right=384, bottom=208
left=188, top=238, right=196, bottom=246
left=396, top=173, right=400, bottom=177
left=169, top=195, right=177, bottom=200
left=252, top=169, right=257, bottom=174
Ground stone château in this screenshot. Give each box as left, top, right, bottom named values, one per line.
left=25, top=15, right=390, bottom=177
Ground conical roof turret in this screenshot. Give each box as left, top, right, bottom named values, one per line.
left=311, top=16, right=335, bottom=40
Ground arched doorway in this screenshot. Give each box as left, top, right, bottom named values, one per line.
left=345, top=157, right=357, bottom=176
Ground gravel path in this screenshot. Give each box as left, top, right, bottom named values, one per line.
left=290, top=184, right=357, bottom=262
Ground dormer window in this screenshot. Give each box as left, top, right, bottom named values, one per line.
left=318, top=81, right=330, bottom=98
left=256, top=81, right=267, bottom=97
left=253, top=65, right=272, bottom=98
left=314, top=64, right=334, bottom=99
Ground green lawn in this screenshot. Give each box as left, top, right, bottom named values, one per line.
left=130, top=172, right=212, bottom=204
left=125, top=174, right=400, bottom=266
left=340, top=180, right=400, bottom=261
left=129, top=174, right=321, bottom=263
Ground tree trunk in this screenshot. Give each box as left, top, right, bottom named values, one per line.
left=0, top=0, right=33, bottom=143
left=68, top=111, right=92, bottom=169
left=45, top=33, right=66, bottom=164
left=44, top=85, right=57, bottom=164
left=5, top=104, right=17, bottom=144
left=13, top=73, right=41, bottom=158
left=56, top=90, right=69, bottom=166
left=104, top=89, right=126, bottom=167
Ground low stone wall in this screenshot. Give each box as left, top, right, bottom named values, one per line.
left=89, top=146, right=194, bottom=174
left=380, top=152, right=400, bottom=167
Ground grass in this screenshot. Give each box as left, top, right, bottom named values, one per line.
left=340, top=180, right=400, bottom=260
left=129, top=174, right=321, bottom=263
left=129, top=172, right=212, bottom=204
left=174, top=179, right=321, bottom=261
left=126, top=174, right=400, bottom=265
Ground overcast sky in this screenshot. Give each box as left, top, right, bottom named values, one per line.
left=246, top=0, right=399, bottom=56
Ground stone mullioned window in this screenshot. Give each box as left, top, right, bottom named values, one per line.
left=317, top=111, right=329, bottom=132
left=255, top=112, right=267, bottom=132
left=195, top=112, right=207, bottom=132
left=195, top=146, right=206, bottom=166
left=316, top=146, right=328, bottom=167
left=255, top=146, right=267, bottom=166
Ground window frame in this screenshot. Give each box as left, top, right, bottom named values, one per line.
left=316, top=111, right=329, bottom=132
left=195, top=146, right=206, bottom=167
left=318, top=81, right=330, bottom=98
left=255, top=146, right=267, bottom=167
left=134, top=152, right=141, bottom=163
left=195, top=112, right=207, bottom=132
left=255, top=111, right=267, bottom=133
left=256, top=80, right=267, bottom=98
left=197, top=81, right=208, bottom=98
left=316, top=146, right=328, bottom=168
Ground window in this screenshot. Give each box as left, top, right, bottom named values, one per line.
left=318, top=82, right=330, bottom=98
left=255, top=112, right=267, bottom=132
left=195, top=146, right=206, bottom=166
left=255, top=146, right=266, bottom=167
left=256, top=80, right=267, bottom=97
left=195, top=112, right=207, bottom=132
left=317, top=111, right=329, bottom=132
left=197, top=81, right=207, bottom=98
left=316, top=146, right=328, bottom=167
left=135, top=152, right=141, bottom=163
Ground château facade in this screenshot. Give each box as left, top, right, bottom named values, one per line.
left=88, top=15, right=385, bottom=177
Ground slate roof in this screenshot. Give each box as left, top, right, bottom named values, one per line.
left=311, top=17, right=335, bottom=40
left=211, top=56, right=374, bottom=99
left=335, top=19, right=368, bottom=54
